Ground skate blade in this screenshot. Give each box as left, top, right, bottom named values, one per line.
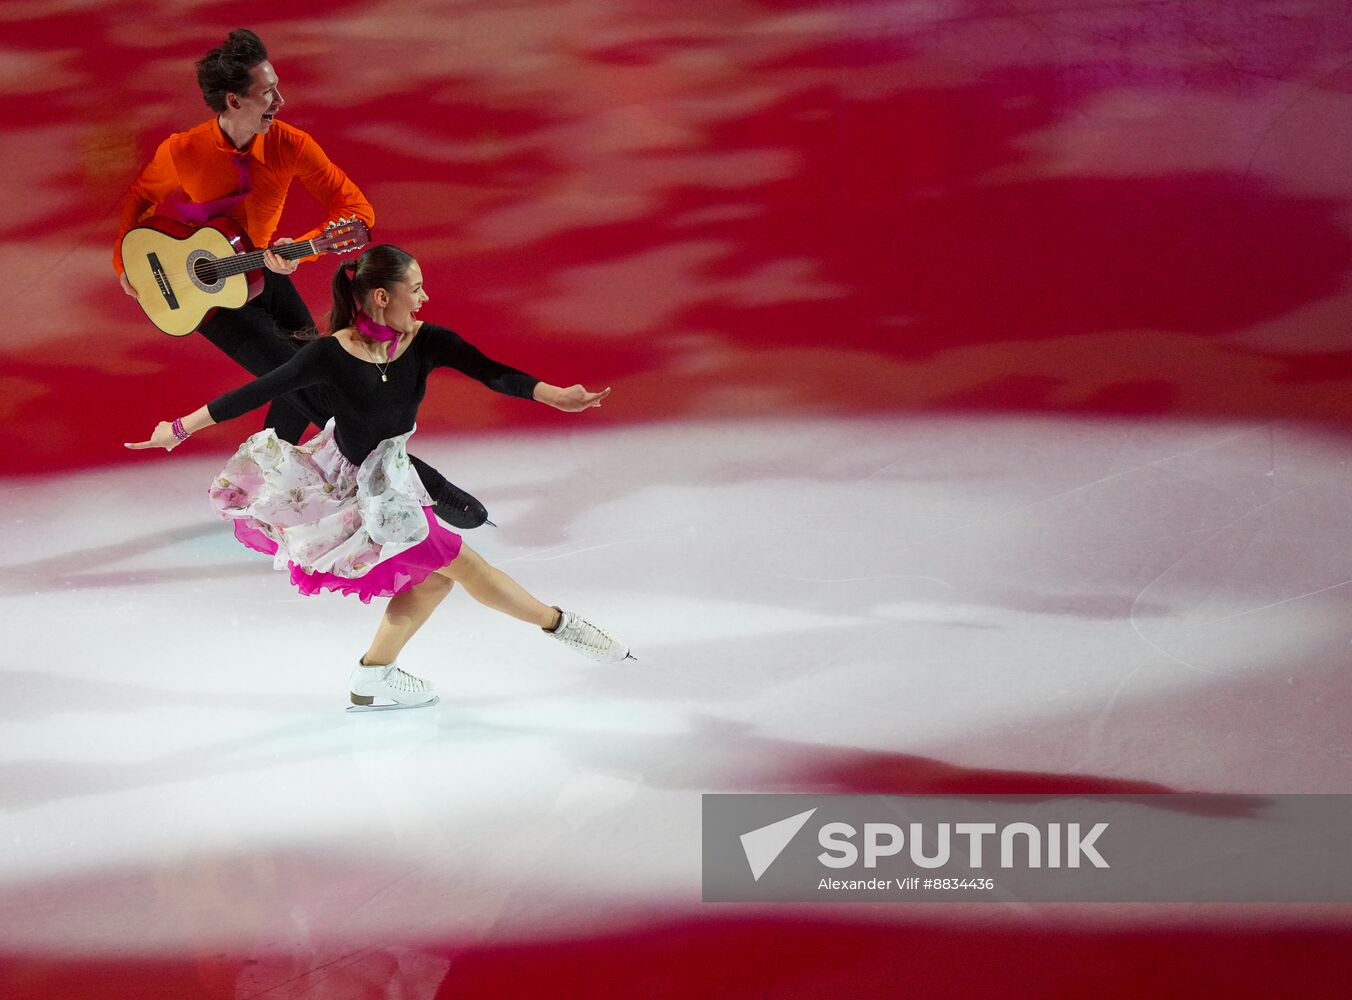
left=346, top=694, right=440, bottom=713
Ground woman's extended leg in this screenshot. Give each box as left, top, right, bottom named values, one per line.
left=357, top=543, right=548, bottom=681
left=348, top=573, right=455, bottom=710
left=353, top=542, right=632, bottom=710
left=434, top=543, right=632, bottom=663
left=363, top=573, right=456, bottom=666
left=433, top=543, right=556, bottom=628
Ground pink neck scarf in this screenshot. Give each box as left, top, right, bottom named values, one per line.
left=356, top=313, right=402, bottom=359
left=158, top=153, right=253, bottom=226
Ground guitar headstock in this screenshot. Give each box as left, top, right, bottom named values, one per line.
left=314, top=216, right=371, bottom=255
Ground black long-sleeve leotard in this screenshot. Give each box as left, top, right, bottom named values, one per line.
left=207, top=323, right=540, bottom=464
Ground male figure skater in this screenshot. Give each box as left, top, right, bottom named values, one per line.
left=114, top=28, right=489, bottom=527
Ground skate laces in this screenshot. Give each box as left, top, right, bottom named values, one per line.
left=546, top=609, right=630, bottom=664
left=559, top=614, right=611, bottom=649
left=382, top=665, right=427, bottom=693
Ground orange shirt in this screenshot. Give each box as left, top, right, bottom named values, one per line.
left=113, top=117, right=374, bottom=274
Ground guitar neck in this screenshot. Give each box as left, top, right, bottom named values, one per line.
left=214, top=239, right=320, bottom=277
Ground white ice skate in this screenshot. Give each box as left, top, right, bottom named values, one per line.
left=546, top=608, right=635, bottom=663
left=347, top=659, right=439, bottom=711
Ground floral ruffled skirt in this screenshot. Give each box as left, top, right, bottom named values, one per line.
left=208, top=420, right=462, bottom=603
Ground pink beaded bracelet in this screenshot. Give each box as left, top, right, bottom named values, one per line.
left=171, top=418, right=190, bottom=442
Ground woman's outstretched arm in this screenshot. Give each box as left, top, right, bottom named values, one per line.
left=124, top=405, right=217, bottom=452
left=532, top=383, right=611, bottom=412
left=421, top=323, right=612, bottom=412
left=123, top=340, right=330, bottom=454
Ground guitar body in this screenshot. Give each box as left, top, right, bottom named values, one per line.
left=121, top=217, right=265, bottom=336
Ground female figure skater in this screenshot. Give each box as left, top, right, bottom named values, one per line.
left=126, top=244, right=631, bottom=710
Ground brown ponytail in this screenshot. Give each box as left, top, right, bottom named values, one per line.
left=326, top=244, right=417, bottom=334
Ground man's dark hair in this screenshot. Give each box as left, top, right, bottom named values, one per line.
left=195, top=29, right=268, bottom=112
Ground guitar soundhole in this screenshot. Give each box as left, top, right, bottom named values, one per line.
left=186, top=248, right=226, bottom=293
left=193, top=258, right=219, bottom=284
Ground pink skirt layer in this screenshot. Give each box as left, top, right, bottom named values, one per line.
left=233, top=507, right=462, bottom=604
left=211, top=421, right=461, bottom=604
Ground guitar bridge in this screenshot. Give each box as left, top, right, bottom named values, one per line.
left=146, top=251, right=180, bottom=310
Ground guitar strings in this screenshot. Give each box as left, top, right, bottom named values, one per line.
left=128, top=222, right=366, bottom=284
left=140, top=242, right=334, bottom=282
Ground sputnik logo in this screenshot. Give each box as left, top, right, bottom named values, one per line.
left=739, top=808, right=817, bottom=881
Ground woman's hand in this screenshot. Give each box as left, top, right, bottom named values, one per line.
left=264, top=237, right=300, bottom=275
left=124, top=422, right=185, bottom=452
left=536, top=383, right=611, bottom=412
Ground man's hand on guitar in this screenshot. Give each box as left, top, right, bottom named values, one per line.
left=120, top=216, right=368, bottom=334
left=264, top=237, right=300, bottom=275
left=119, top=272, right=139, bottom=298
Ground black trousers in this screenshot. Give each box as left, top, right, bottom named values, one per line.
left=197, top=271, right=489, bottom=528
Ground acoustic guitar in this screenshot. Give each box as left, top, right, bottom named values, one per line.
left=121, top=215, right=370, bottom=336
